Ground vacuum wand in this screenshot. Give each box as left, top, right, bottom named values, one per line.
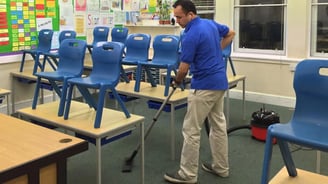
left=122, top=86, right=177, bottom=172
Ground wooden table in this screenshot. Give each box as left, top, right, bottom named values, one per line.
left=0, top=113, right=88, bottom=184
left=10, top=70, right=54, bottom=114
left=116, top=81, right=189, bottom=160
left=0, top=88, right=11, bottom=115
left=16, top=101, right=145, bottom=184
left=269, top=167, right=328, bottom=184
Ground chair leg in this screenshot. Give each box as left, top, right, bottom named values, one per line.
left=144, top=66, right=157, bottom=87
left=121, top=65, right=130, bottom=83
left=32, top=77, right=42, bottom=109
left=278, top=141, right=297, bottom=177
left=134, top=63, right=143, bottom=92
left=164, top=69, right=172, bottom=96
left=20, top=52, right=27, bottom=72
left=64, top=83, right=75, bottom=120
left=261, top=129, right=274, bottom=184
left=33, top=53, right=41, bottom=74
left=76, top=86, right=97, bottom=109
left=58, top=81, right=69, bottom=116
left=94, top=88, right=106, bottom=128
left=111, top=89, right=130, bottom=118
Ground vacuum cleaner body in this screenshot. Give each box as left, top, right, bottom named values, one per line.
left=250, top=107, right=280, bottom=143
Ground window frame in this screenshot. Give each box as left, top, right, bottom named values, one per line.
left=310, top=1, right=328, bottom=58
left=233, top=0, right=287, bottom=56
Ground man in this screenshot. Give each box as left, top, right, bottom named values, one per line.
left=164, top=0, right=235, bottom=183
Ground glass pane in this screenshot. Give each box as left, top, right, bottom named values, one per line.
left=239, top=0, right=284, bottom=5
left=239, top=6, right=284, bottom=50
left=316, top=5, right=328, bottom=53
left=318, top=0, right=328, bottom=3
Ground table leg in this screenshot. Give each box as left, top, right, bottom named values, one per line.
left=171, top=104, right=175, bottom=160
left=96, top=138, right=101, bottom=184
left=11, top=75, right=16, bottom=113
left=6, top=93, right=10, bottom=115
left=140, top=121, right=145, bottom=184
left=242, top=79, right=246, bottom=120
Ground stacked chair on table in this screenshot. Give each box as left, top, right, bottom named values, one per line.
left=261, top=59, right=328, bottom=184
left=135, top=34, right=180, bottom=96
left=121, top=33, right=151, bottom=83
left=20, top=29, right=53, bottom=74
left=111, top=27, right=129, bottom=81
left=41, top=30, right=77, bottom=72
left=87, top=26, right=110, bottom=54
left=63, top=41, right=130, bottom=128
left=32, top=39, right=87, bottom=117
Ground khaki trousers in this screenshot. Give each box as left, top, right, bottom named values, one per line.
left=178, top=89, right=229, bottom=180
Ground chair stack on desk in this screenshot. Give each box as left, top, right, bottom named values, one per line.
left=111, top=27, right=130, bottom=81
left=121, top=33, right=151, bottom=84
left=32, top=39, right=87, bottom=117
left=261, top=59, right=328, bottom=184
left=20, top=29, right=53, bottom=74
left=87, top=26, right=110, bottom=54
left=135, top=34, right=180, bottom=96
left=41, top=30, right=77, bottom=72
left=63, top=42, right=130, bottom=128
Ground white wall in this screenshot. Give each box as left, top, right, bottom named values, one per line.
left=215, top=0, right=313, bottom=108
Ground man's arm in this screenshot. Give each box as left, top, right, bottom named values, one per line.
left=174, top=62, right=190, bottom=85
left=221, top=29, right=236, bottom=49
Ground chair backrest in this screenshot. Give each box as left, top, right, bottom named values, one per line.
left=292, top=59, right=328, bottom=125
left=111, top=27, right=129, bottom=44
left=222, top=41, right=232, bottom=69
left=152, top=34, right=180, bottom=66
left=91, top=42, right=125, bottom=86
left=124, top=33, right=151, bottom=62
left=37, top=29, right=54, bottom=52
left=58, top=30, right=77, bottom=43
left=92, top=26, right=110, bottom=44
left=57, top=39, right=87, bottom=75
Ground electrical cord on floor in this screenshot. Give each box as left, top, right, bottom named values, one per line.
left=289, top=143, right=314, bottom=153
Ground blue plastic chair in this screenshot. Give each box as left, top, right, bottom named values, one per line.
left=111, top=27, right=129, bottom=45
left=63, top=42, right=130, bottom=128
left=121, top=33, right=151, bottom=83
left=41, top=30, right=77, bottom=72
left=135, top=34, right=180, bottom=96
left=222, top=41, right=235, bottom=74
left=32, top=39, right=87, bottom=117
left=87, top=26, right=110, bottom=54
left=20, top=29, right=53, bottom=74
left=261, top=59, right=328, bottom=184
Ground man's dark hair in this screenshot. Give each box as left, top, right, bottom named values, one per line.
left=173, top=0, right=197, bottom=15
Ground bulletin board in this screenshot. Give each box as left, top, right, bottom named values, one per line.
left=0, top=0, right=167, bottom=62
left=0, top=0, right=59, bottom=56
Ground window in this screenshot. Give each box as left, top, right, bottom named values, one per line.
left=193, top=0, right=215, bottom=19
left=234, top=0, right=287, bottom=54
left=311, top=0, right=328, bottom=57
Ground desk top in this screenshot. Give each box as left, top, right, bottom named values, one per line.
left=270, top=167, right=328, bottom=184
left=116, top=80, right=189, bottom=103
left=0, top=113, right=88, bottom=173
left=17, top=101, right=144, bottom=138
left=0, top=88, right=11, bottom=96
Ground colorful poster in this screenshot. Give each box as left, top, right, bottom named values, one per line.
left=0, top=2, right=9, bottom=47
left=10, top=0, right=38, bottom=51
left=75, top=0, right=86, bottom=11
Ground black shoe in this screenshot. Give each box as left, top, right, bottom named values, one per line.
left=164, top=172, right=197, bottom=184
left=201, top=163, right=229, bottom=178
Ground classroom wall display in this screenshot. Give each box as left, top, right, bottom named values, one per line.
left=0, top=0, right=173, bottom=62
left=0, top=0, right=59, bottom=57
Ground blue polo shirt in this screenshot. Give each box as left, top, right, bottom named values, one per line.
left=180, top=17, right=229, bottom=90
